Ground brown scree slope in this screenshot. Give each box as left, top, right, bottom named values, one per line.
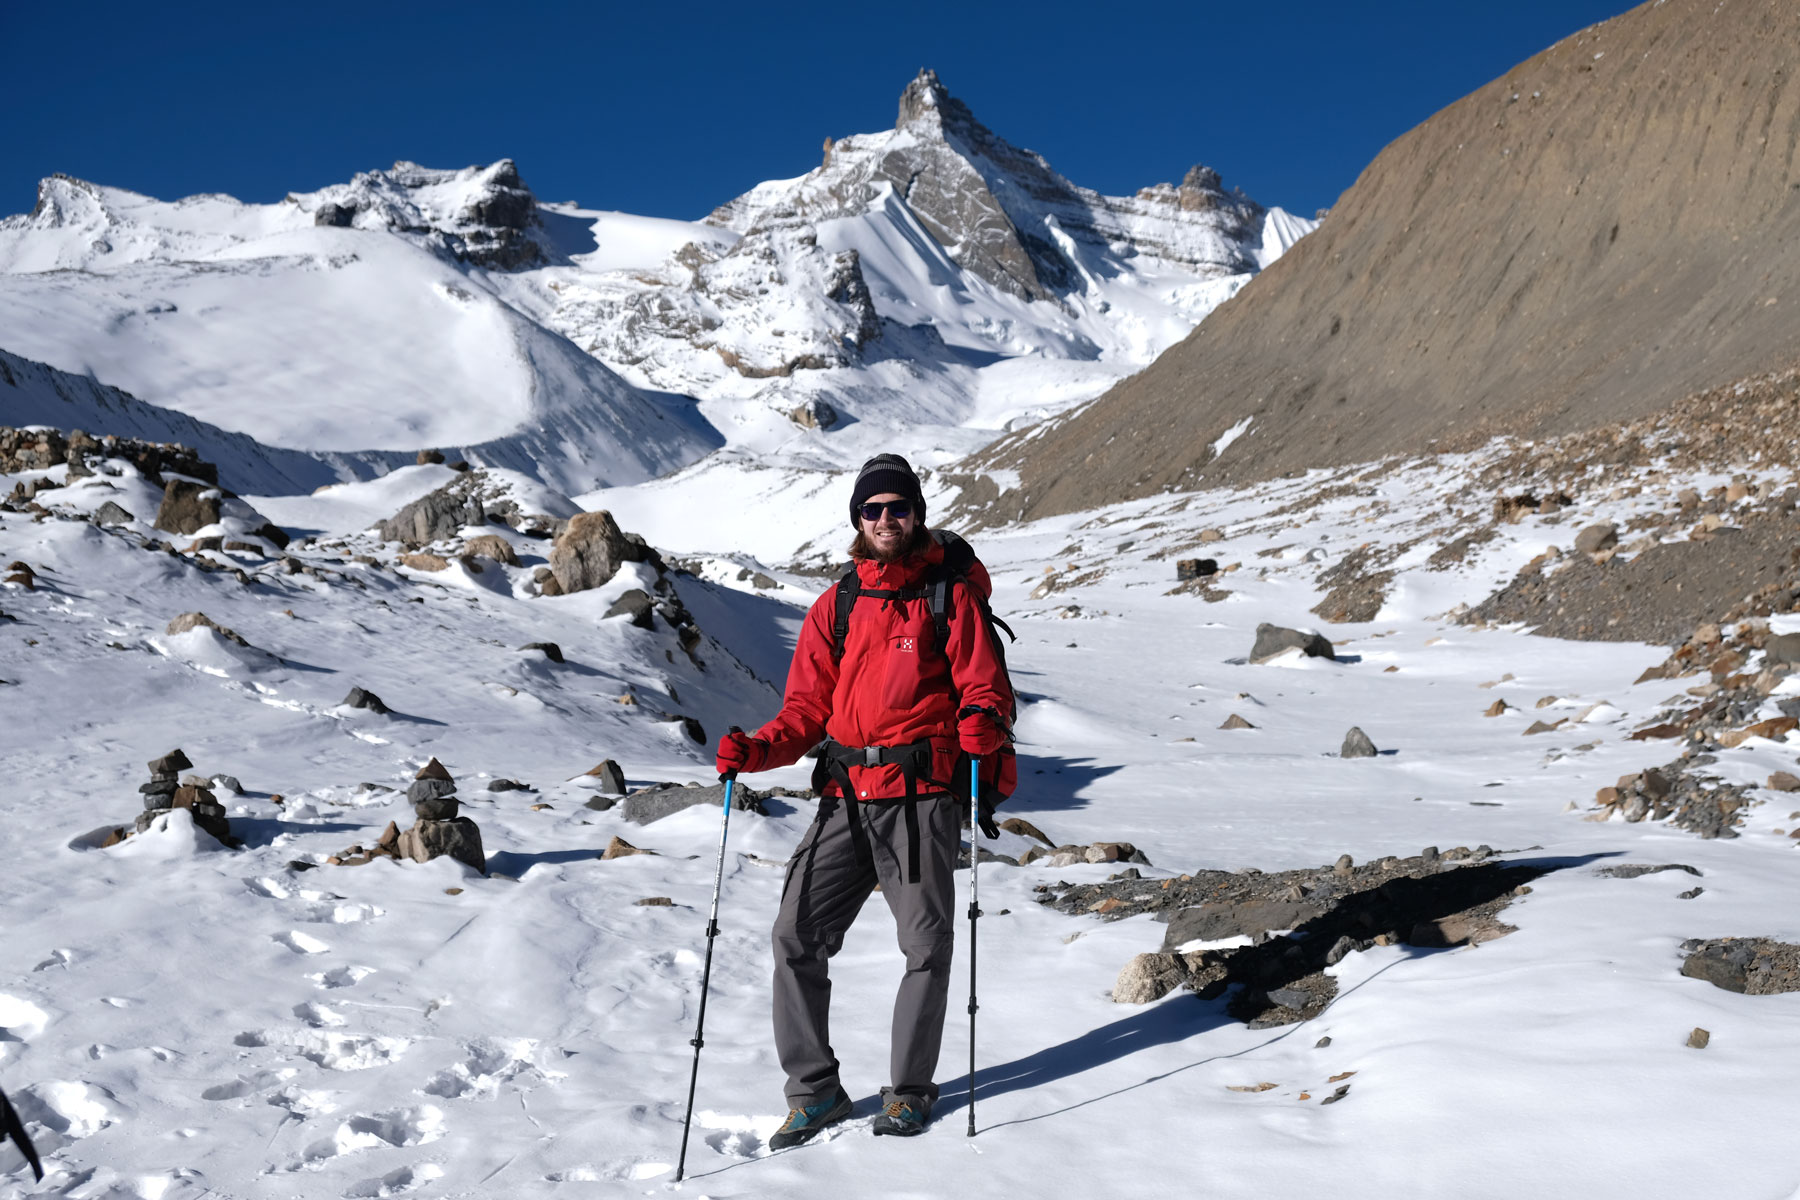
left=967, top=0, right=1800, bottom=519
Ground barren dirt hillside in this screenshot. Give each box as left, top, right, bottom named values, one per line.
left=969, top=0, right=1800, bottom=520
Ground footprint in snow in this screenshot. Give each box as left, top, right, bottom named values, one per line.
left=234, top=1028, right=409, bottom=1071
left=292, top=1002, right=347, bottom=1029
left=422, top=1037, right=562, bottom=1100
left=547, top=1162, right=669, bottom=1182
left=280, top=1104, right=445, bottom=1173
left=201, top=1067, right=297, bottom=1101
left=308, top=965, right=375, bottom=990
left=7, top=1080, right=118, bottom=1154
left=344, top=1162, right=445, bottom=1197
left=0, top=992, right=50, bottom=1043
left=274, top=930, right=331, bottom=955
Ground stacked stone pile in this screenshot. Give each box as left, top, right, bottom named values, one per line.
left=134, top=748, right=232, bottom=841
left=395, top=758, right=486, bottom=873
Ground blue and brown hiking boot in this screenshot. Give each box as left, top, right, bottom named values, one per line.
left=871, top=1091, right=931, bottom=1137
left=768, top=1087, right=853, bottom=1150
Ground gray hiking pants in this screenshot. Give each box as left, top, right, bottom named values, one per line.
left=771, top=791, right=959, bottom=1107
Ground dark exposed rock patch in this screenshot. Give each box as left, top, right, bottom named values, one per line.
left=1680, top=937, right=1800, bottom=995
left=1463, top=512, right=1800, bottom=644
left=1311, top=544, right=1405, bottom=623
left=1041, top=849, right=1551, bottom=1027
left=619, top=780, right=771, bottom=825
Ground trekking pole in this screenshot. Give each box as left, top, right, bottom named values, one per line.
left=967, top=755, right=982, bottom=1138
left=676, top=728, right=742, bottom=1183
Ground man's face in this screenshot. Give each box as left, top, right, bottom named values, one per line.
left=858, top=492, right=916, bottom=562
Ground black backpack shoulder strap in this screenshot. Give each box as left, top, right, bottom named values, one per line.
left=831, top=565, right=859, bottom=664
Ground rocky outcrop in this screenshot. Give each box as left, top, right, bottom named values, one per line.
left=292, top=158, right=549, bottom=270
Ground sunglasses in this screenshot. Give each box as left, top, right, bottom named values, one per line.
left=858, top=500, right=913, bottom=521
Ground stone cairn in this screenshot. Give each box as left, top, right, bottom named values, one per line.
left=132, top=749, right=232, bottom=842
left=395, top=758, right=486, bottom=873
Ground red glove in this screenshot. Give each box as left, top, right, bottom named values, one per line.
left=958, top=709, right=1007, bottom=756
left=716, top=730, right=769, bottom=776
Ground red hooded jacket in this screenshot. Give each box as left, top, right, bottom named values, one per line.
left=752, top=536, right=1012, bottom=801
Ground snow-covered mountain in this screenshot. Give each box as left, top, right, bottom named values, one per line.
left=0, top=71, right=1310, bottom=493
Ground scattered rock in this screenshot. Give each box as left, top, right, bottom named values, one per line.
left=397, top=816, right=485, bottom=873
left=1249, top=623, right=1336, bottom=664
left=1768, top=771, right=1800, bottom=792
left=399, top=552, right=450, bottom=572
left=342, top=686, right=389, bottom=715
left=604, top=589, right=655, bottom=628
left=153, top=479, right=221, bottom=535
left=520, top=641, right=564, bottom=663
left=1686, top=1027, right=1711, bottom=1049
left=550, top=510, right=631, bottom=594
left=1113, top=952, right=1195, bottom=1004
left=165, top=612, right=250, bottom=647
left=620, top=780, right=766, bottom=825
left=463, top=534, right=519, bottom=566
left=998, top=817, right=1052, bottom=845
left=1340, top=727, right=1378, bottom=758
left=635, top=896, right=675, bottom=907
left=487, top=778, right=531, bottom=793
left=1573, top=523, right=1619, bottom=554
left=602, top=836, right=653, bottom=860
left=585, top=759, right=628, bottom=794
left=1219, top=713, right=1255, bottom=730
left=1175, top=558, right=1218, bottom=581
left=416, top=757, right=452, bottom=781
left=1484, top=699, right=1510, bottom=717
left=92, top=501, right=135, bottom=526
left=377, top=476, right=484, bottom=545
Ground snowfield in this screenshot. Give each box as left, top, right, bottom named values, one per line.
left=3, top=440, right=1798, bottom=1200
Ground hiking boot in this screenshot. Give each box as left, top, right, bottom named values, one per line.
left=871, top=1092, right=930, bottom=1137
left=768, top=1087, right=853, bottom=1150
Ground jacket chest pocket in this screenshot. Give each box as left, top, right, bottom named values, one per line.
left=880, top=628, right=928, bottom=710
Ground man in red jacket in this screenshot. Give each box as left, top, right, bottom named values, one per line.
left=717, top=453, right=1012, bottom=1145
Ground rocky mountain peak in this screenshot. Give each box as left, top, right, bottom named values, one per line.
left=895, top=68, right=987, bottom=141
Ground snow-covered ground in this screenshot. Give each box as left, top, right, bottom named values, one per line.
left=3, top=442, right=1797, bottom=1199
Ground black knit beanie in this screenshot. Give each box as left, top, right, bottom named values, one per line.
left=848, top=453, right=925, bottom=529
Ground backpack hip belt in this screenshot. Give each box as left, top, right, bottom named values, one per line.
left=813, top=736, right=944, bottom=884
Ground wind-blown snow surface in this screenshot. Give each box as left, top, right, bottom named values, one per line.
left=4, top=447, right=1798, bottom=1198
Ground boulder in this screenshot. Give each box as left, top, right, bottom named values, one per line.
left=520, top=641, right=564, bottom=663
left=1113, top=952, right=1190, bottom=1005
left=604, top=589, right=655, bottom=628
left=1341, top=727, right=1378, bottom=758
left=550, top=510, right=630, bottom=594
left=93, top=501, right=135, bottom=526
left=1764, top=633, right=1800, bottom=667
left=585, top=759, right=628, bottom=794
left=165, top=612, right=250, bottom=646
left=602, top=835, right=651, bottom=860
left=1249, top=623, right=1335, bottom=664
left=1219, top=714, right=1255, bottom=730
left=377, top=478, right=484, bottom=546
left=487, top=778, right=531, bottom=793
left=342, top=686, right=389, bottom=715
left=998, top=816, right=1052, bottom=844
left=464, top=534, right=519, bottom=566
left=399, top=552, right=450, bottom=572
left=1175, top=558, right=1218, bottom=581
left=1574, top=523, right=1620, bottom=554
left=620, top=781, right=765, bottom=825
left=397, top=817, right=485, bottom=873
left=408, top=778, right=457, bottom=804
left=153, top=479, right=221, bottom=535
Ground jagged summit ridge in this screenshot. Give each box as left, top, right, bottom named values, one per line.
left=707, top=69, right=1276, bottom=302
left=291, top=158, right=548, bottom=270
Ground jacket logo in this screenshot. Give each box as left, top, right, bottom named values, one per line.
left=897, top=637, right=916, bottom=653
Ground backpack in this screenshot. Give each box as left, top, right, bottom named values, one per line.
left=827, top=529, right=1019, bottom=813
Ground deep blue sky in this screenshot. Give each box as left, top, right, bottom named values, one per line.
left=10, top=0, right=1635, bottom=222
